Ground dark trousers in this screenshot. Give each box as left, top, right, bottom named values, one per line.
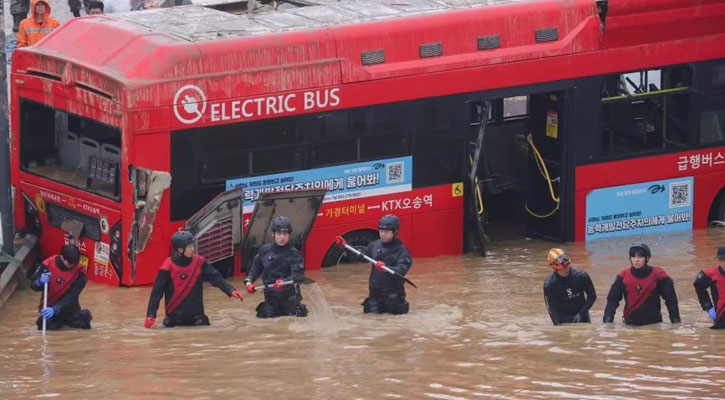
left=256, top=289, right=307, bottom=318
left=163, top=314, right=210, bottom=327
left=36, top=309, right=92, bottom=330
left=363, top=292, right=409, bottom=315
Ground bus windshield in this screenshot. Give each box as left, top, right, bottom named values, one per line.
left=19, top=99, right=122, bottom=200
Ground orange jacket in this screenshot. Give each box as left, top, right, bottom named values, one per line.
left=17, top=0, right=60, bottom=48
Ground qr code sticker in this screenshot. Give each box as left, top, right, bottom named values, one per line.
left=669, top=180, right=691, bottom=208
left=386, top=162, right=404, bottom=184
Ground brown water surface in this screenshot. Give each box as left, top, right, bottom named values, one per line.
left=2, top=229, right=725, bottom=399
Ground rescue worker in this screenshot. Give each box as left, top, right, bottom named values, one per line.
left=68, top=0, right=91, bottom=17
left=693, top=246, right=725, bottom=329
left=603, top=244, right=681, bottom=326
left=360, top=214, right=412, bottom=315
left=244, top=216, right=307, bottom=318
left=87, top=0, right=103, bottom=14
left=10, top=0, right=30, bottom=33
left=543, top=248, right=596, bottom=325
left=144, top=231, right=243, bottom=328
left=17, top=0, right=60, bottom=48
left=30, top=245, right=92, bottom=330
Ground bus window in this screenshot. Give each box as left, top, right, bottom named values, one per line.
left=19, top=99, right=121, bottom=200
left=600, top=65, right=693, bottom=158
left=696, top=59, right=725, bottom=144
left=503, top=96, right=528, bottom=119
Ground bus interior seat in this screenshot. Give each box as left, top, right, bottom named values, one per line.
left=700, top=110, right=724, bottom=143
left=101, top=143, right=121, bottom=165
left=58, top=131, right=80, bottom=170
left=78, top=136, right=101, bottom=173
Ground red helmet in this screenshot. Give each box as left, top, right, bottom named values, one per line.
left=547, top=248, right=570, bottom=269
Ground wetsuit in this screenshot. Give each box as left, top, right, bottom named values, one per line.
left=362, top=238, right=412, bottom=315
left=693, top=265, right=725, bottom=329
left=603, top=265, right=680, bottom=326
left=246, top=243, right=307, bottom=318
left=31, top=256, right=92, bottom=330
left=146, top=253, right=236, bottom=327
left=543, top=267, right=596, bottom=325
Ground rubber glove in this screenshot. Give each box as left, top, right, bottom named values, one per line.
left=41, top=306, right=57, bottom=319
left=144, top=317, right=156, bottom=329
left=230, top=290, right=244, bottom=301
left=375, top=260, right=386, bottom=273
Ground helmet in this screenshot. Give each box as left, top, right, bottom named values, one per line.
left=378, top=214, right=400, bottom=230
left=271, top=216, right=292, bottom=233
left=629, top=243, right=651, bottom=258
left=61, top=244, right=81, bottom=266
left=171, top=230, right=196, bottom=249
left=547, top=248, right=570, bottom=269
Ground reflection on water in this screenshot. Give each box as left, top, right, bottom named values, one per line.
left=1, top=229, right=725, bottom=399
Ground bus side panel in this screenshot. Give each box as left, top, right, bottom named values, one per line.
left=574, top=146, right=725, bottom=241
left=409, top=208, right=464, bottom=258
left=305, top=184, right=464, bottom=269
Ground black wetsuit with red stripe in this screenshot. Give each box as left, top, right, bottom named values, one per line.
left=146, top=253, right=235, bottom=327
left=603, top=265, right=680, bottom=326
left=693, top=265, right=725, bottom=329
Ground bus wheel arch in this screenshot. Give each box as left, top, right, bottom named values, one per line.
left=321, top=229, right=379, bottom=267
left=708, top=184, right=725, bottom=226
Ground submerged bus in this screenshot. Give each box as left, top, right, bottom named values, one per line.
left=10, top=0, right=725, bottom=286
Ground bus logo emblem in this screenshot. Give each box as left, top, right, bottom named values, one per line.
left=173, top=84, right=207, bottom=124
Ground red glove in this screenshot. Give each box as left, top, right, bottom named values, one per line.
left=273, top=278, right=285, bottom=290
left=375, top=260, right=387, bottom=273
left=230, top=290, right=244, bottom=301
left=334, top=236, right=347, bottom=249
left=245, top=282, right=255, bottom=294
left=144, top=317, right=156, bottom=329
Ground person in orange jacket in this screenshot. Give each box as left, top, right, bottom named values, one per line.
left=17, top=0, right=60, bottom=48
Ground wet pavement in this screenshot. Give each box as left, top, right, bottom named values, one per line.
left=1, top=228, right=725, bottom=399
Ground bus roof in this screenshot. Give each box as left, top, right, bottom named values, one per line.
left=116, top=0, right=531, bottom=42
left=12, top=0, right=725, bottom=110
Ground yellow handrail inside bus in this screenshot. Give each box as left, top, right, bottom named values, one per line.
left=469, top=155, right=484, bottom=215
left=525, top=133, right=560, bottom=218
left=600, top=86, right=689, bottom=103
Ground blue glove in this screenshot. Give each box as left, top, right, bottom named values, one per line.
left=41, top=306, right=57, bottom=319
left=37, top=272, right=52, bottom=285
left=707, top=307, right=717, bottom=321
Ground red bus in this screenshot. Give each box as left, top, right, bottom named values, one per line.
left=10, top=0, right=725, bottom=286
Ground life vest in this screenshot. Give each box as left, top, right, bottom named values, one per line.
left=703, top=265, right=725, bottom=321
left=620, top=266, right=667, bottom=319
left=160, top=254, right=204, bottom=315
left=38, top=256, right=81, bottom=310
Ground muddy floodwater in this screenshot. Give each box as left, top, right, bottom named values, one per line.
left=2, top=229, right=725, bottom=399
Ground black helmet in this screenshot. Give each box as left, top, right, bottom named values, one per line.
left=61, top=244, right=81, bottom=265
left=629, top=243, right=651, bottom=258
left=171, top=230, right=196, bottom=249
left=379, top=214, right=400, bottom=230
left=271, top=216, right=292, bottom=233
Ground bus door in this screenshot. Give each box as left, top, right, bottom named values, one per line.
left=241, top=189, right=326, bottom=273
left=525, top=91, right=567, bottom=241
